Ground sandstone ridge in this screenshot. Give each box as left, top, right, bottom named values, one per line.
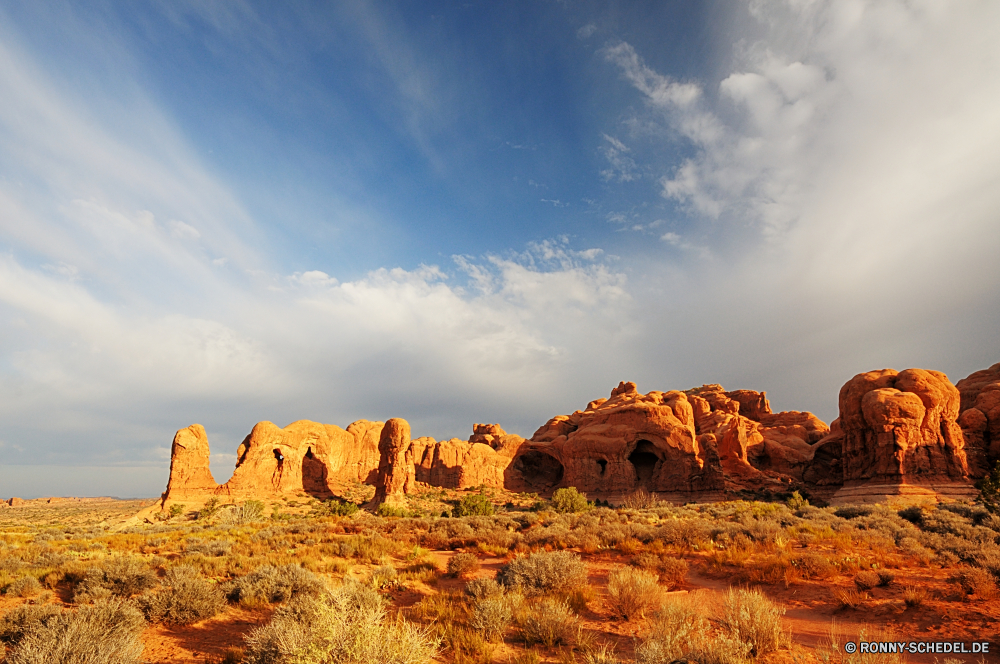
left=161, top=363, right=997, bottom=509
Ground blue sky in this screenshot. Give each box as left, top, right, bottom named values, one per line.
left=1, top=0, right=999, bottom=497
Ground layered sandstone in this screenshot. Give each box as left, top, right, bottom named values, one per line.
left=162, top=425, right=217, bottom=501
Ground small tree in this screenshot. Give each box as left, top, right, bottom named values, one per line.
left=977, top=460, right=1000, bottom=513
left=551, top=487, right=591, bottom=513
left=454, top=492, right=494, bottom=517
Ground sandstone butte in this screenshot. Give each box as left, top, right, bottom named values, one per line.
left=159, top=363, right=999, bottom=509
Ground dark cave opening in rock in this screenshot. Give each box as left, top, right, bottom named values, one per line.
left=302, top=446, right=329, bottom=497
left=513, top=451, right=564, bottom=488
left=597, top=459, right=607, bottom=475
left=629, top=440, right=660, bottom=485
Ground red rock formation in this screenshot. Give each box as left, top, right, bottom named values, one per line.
left=162, top=425, right=217, bottom=502
left=837, top=369, right=969, bottom=482
left=372, top=418, right=415, bottom=505
left=5, top=497, right=25, bottom=507
left=957, top=362, right=1000, bottom=475
left=162, top=419, right=384, bottom=505
left=411, top=424, right=523, bottom=490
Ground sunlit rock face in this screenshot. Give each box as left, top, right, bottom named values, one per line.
left=161, top=364, right=997, bottom=507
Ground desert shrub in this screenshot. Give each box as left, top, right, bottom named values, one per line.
left=73, top=556, right=158, bottom=603
left=7, top=576, right=41, bottom=598
left=607, top=567, right=661, bottom=620
left=951, top=567, right=995, bottom=596
left=621, top=489, right=658, bottom=510
left=196, top=497, right=221, bottom=520
left=137, top=566, right=225, bottom=625
left=465, top=577, right=503, bottom=601
left=316, top=499, right=360, bottom=517
left=497, top=551, right=587, bottom=595
left=723, top=588, right=786, bottom=657
left=220, top=500, right=266, bottom=526
left=471, top=596, right=513, bottom=642
left=876, top=570, right=895, bottom=587
left=453, top=493, right=495, bottom=517
left=185, top=538, right=232, bottom=557
left=791, top=553, right=837, bottom=580
left=834, top=505, right=875, bottom=520
left=0, top=604, right=62, bottom=645
left=633, top=554, right=688, bottom=589
left=977, top=459, right=1000, bottom=513
left=786, top=491, right=809, bottom=511
left=447, top=552, right=479, bottom=578
left=243, top=581, right=438, bottom=664
left=853, top=571, right=880, bottom=591
left=637, top=598, right=749, bottom=664
left=224, top=564, right=325, bottom=606
left=551, top=487, right=591, bottom=513
left=517, top=598, right=578, bottom=647
left=4, top=598, right=145, bottom=664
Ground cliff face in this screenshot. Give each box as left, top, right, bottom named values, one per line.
left=161, top=363, right=997, bottom=508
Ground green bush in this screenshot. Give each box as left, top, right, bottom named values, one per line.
left=196, top=497, right=221, bottom=520
left=497, top=551, right=587, bottom=595
left=137, top=566, right=225, bottom=625
left=242, top=581, right=439, bottom=664
left=454, top=493, right=495, bottom=517
left=4, top=598, right=145, bottom=664
left=318, top=499, right=360, bottom=517
left=977, top=460, right=1000, bottom=513
left=73, top=556, right=158, bottom=603
left=551, top=487, right=592, bottom=513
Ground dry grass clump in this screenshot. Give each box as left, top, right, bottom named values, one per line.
left=636, top=596, right=749, bottom=664
left=606, top=567, right=661, bottom=620
left=517, top=598, right=579, bottom=647
left=447, top=552, right=480, bottom=578
left=137, top=565, right=225, bottom=625
left=834, top=588, right=866, bottom=610
left=497, top=550, right=587, bottom=595
left=73, top=556, right=158, bottom=603
left=902, top=585, right=927, bottom=608
left=3, top=598, right=145, bottom=664
left=243, top=581, right=438, bottom=664
left=621, top=489, right=658, bottom=510
left=223, top=563, right=325, bottom=606
left=6, top=576, right=42, bottom=598
left=723, top=587, right=787, bottom=657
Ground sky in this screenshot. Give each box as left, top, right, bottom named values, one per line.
left=1, top=0, right=998, bottom=498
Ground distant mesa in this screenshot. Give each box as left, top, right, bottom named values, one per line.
left=160, top=363, right=999, bottom=509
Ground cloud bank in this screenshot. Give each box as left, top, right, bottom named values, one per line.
left=1, top=0, right=999, bottom=496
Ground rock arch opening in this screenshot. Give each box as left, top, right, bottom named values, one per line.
left=629, top=440, right=660, bottom=485
left=597, top=459, right=607, bottom=476
left=513, top=451, right=564, bottom=488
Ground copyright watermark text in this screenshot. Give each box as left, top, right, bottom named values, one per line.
left=843, top=641, right=990, bottom=655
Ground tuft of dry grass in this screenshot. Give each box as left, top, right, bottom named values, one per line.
left=517, top=598, right=579, bottom=647
left=606, top=567, right=661, bottom=620
left=853, top=571, right=881, bottom=591
left=723, top=587, right=787, bottom=657
left=834, top=588, right=867, bottom=610
left=902, top=585, right=927, bottom=608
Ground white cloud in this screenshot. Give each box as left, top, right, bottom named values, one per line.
left=599, top=134, right=638, bottom=182
left=577, top=23, right=597, bottom=40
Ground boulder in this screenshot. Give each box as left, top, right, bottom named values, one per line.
left=372, top=418, right=415, bottom=505
left=956, top=362, right=1000, bottom=475
left=837, top=368, right=969, bottom=483
left=6, top=497, right=25, bottom=507
left=412, top=433, right=519, bottom=490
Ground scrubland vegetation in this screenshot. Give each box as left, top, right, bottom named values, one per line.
left=1, top=490, right=999, bottom=663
